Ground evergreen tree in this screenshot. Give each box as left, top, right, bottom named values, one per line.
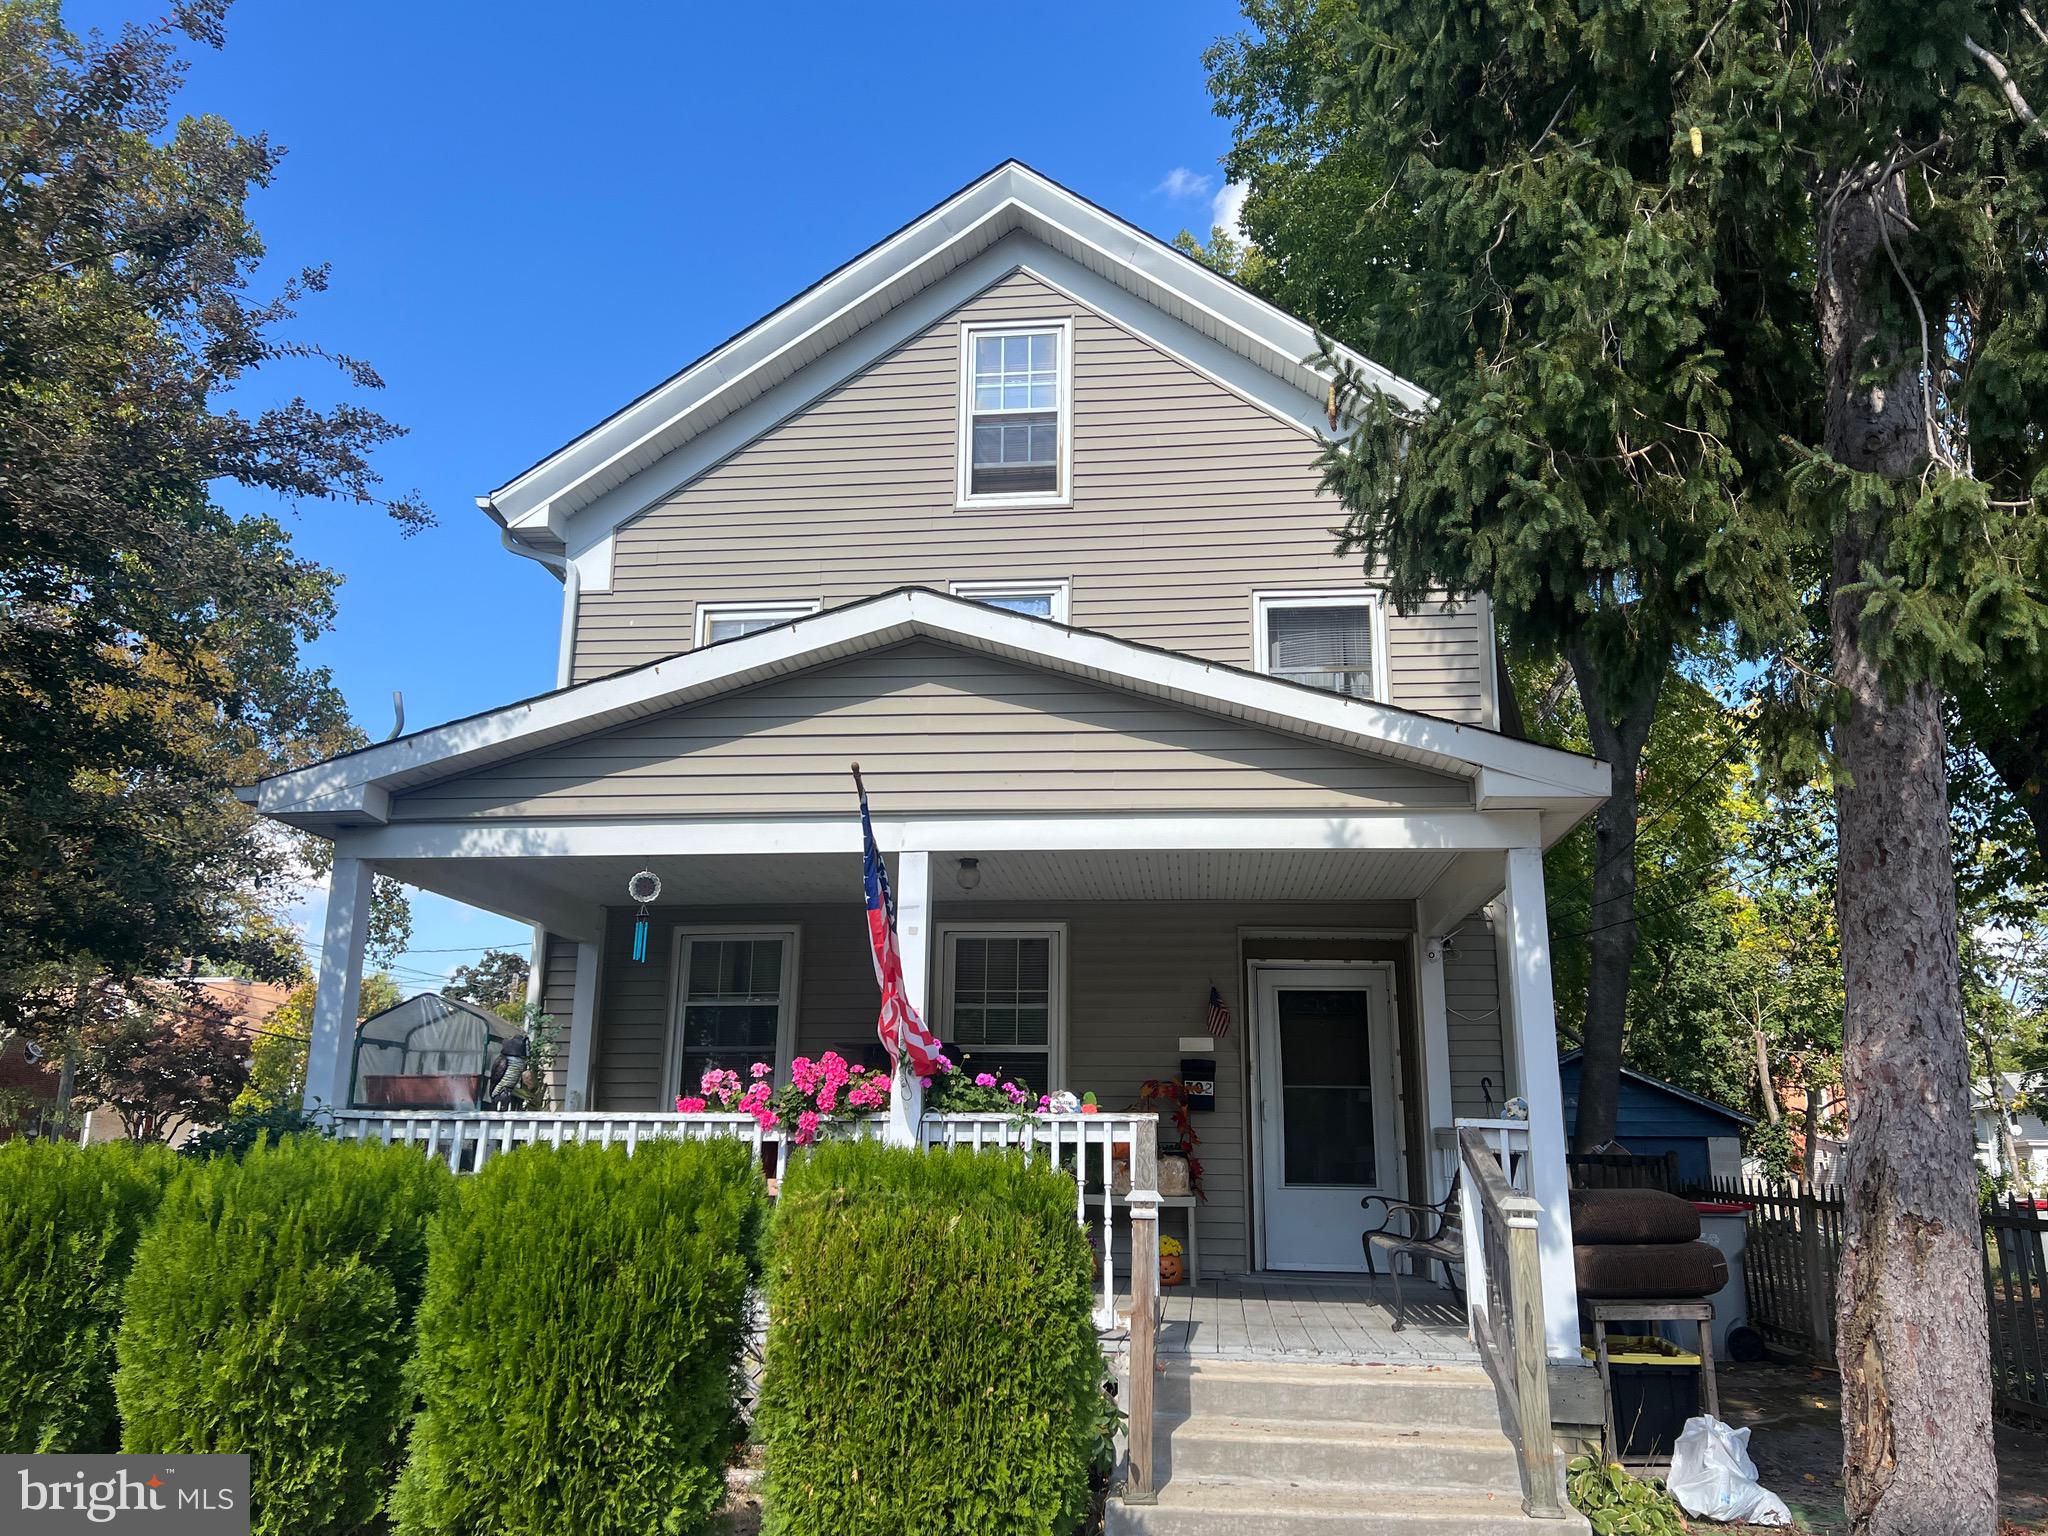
left=1223, top=0, right=2048, bottom=1522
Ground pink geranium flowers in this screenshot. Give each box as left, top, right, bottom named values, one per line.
left=673, top=1050, right=892, bottom=1145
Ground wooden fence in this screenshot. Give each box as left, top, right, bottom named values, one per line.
left=1569, top=1150, right=1682, bottom=1192
left=1704, top=1176, right=2048, bottom=1427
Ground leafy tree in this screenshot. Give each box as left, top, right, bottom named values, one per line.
left=1217, top=0, right=2048, bottom=1517
left=1518, top=652, right=1754, bottom=1106
left=233, top=972, right=401, bottom=1115
left=442, top=949, right=530, bottom=1022
left=72, top=979, right=249, bottom=1141
left=0, top=1, right=424, bottom=1033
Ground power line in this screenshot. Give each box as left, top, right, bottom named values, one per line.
left=1551, top=875, right=1735, bottom=944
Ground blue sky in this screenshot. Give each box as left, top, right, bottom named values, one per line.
left=70, top=0, right=1251, bottom=988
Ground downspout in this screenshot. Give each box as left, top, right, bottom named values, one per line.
left=490, top=512, right=579, bottom=691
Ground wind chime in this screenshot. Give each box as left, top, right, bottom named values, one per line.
left=627, top=870, right=662, bottom=962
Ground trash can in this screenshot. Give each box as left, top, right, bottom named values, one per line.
left=1693, top=1201, right=1751, bottom=1359
left=1584, top=1334, right=1701, bottom=1461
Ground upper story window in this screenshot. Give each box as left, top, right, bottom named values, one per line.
left=1252, top=590, right=1388, bottom=702
left=958, top=319, right=1071, bottom=507
left=950, top=579, right=1070, bottom=624
left=696, top=599, right=819, bottom=646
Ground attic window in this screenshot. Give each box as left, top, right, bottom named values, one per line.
left=959, top=320, right=1070, bottom=506
left=696, top=600, right=819, bottom=646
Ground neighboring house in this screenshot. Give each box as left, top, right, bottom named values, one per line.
left=244, top=164, right=1613, bottom=1524
left=1556, top=1050, right=1752, bottom=1186
left=1975, top=1072, right=2048, bottom=1189
left=0, top=1031, right=61, bottom=1141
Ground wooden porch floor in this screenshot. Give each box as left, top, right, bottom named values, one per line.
left=1120, top=1272, right=1478, bottom=1365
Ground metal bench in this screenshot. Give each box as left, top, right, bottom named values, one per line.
left=1361, top=1172, right=1465, bottom=1331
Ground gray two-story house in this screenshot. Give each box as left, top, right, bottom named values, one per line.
left=247, top=162, right=1609, bottom=1525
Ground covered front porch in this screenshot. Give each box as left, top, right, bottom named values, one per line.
left=307, top=830, right=1581, bottom=1344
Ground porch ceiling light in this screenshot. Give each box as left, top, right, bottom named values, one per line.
left=956, top=857, right=982, bottom=891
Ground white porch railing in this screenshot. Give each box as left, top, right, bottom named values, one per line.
left=1457, top=1121, right=1563, bottom=1520
left=330, top=1106, right=1164, bottom=1503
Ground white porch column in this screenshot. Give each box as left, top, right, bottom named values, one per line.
left=884, top=849, right=932, bottom=1146
left=1414, top=924, right=1455, bottom=1201
left=1502, top=844, right=1581, bottom=1358
left=564, top=939, right=601, bottom=1110
left=304, top=856, right=374, bottom=1113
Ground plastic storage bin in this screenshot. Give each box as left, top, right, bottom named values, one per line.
left=1584, top=1334, right=1701, bottom=1460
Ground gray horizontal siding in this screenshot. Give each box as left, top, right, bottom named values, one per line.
left=537, top=932, right=579, bottom=1108
left=393, top=640, right=1472, bottom=820
left=573, top=267, right=1492, bottom=725
left=1444, top=915, right=1508, bottom=1119
left=590, top=898, right=1450, bottom=1277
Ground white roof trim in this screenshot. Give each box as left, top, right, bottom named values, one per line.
left=482, top=162, right=1430, bottom=542
left=248, top=589, right=1609, bottom=831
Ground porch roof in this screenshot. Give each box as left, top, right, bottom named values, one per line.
left=242, top=587, right=1610, bottom=838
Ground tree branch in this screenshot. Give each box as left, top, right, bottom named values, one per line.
left=1965, top=35, right=2048, bottom=140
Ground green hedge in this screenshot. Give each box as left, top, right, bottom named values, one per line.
left=394, top=1138, right=767, bottom=1536
left=0, top=1141, right=176, bottom=1453
left=115, top=1135, right=450, bottom=1536
left=758, top=1142, right=1100, bottom=1536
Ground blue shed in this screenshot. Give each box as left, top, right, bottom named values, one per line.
left=1556, top=1051, right=1754, bottom=1186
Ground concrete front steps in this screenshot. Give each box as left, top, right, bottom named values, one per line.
left=1110, top=1359, right=1587, bottom=1536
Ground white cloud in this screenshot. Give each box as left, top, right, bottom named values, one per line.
left=1211, top=180, right=1250, bottom=240
left=1156, top=166, right=1215, bottom=200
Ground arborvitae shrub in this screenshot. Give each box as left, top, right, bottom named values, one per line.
left=0, top=1140, right=175, bottom=1452
left=115, top=1135, right=449, bottom=1536
left=758, top=1141, right=1099, bottom=1536
left=394, top=1138, right=767, bottom=1536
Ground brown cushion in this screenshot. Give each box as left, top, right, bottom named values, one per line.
left=1569, top=1188, right=1701, bottom=1245
left=1574, top=1240, right=1728, bottom=1299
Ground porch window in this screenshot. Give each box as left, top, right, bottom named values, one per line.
left=958, top=321, right=1070, bottom=505
left=1253, top=590, right=1387, bottom=701
left=939, top=927, right=1063, bottom=1094
left=669, top=931, right=798, bottom=1097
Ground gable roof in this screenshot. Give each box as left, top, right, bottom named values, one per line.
left=244, top=587, right=1607, bottom=833
left=481, top=161, right=1430, bottom=559
left=1557, top=1050, right=1756, bottom=1128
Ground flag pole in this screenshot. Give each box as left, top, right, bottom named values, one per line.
left=855, top=762, right=926, bottom=1148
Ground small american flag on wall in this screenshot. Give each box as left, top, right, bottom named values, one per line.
left=1206, top=985, right=1232, bottom=1037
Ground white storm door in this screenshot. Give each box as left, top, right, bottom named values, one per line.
left=1255, top=966, right=1400, bottom=1272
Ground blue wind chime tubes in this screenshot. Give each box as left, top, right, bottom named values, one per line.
left=627, top=870, right=661, bottom=963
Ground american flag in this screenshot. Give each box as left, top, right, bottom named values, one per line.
left=1206, top=985, right=1231, bottom=1037
left=859, top=775, right=945, bottom=1077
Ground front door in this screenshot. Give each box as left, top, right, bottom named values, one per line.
left=1254, top=966, right=1400, bottom=1271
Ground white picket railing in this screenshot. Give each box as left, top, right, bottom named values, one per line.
left=330, top=1104, right=1164, bottom=1502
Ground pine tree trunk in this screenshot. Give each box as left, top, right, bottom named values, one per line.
left=1820, top=167, right=1998, bottom=1536
left=1565, top=640, right=1663, bottom=1151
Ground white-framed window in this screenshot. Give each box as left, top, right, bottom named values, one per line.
left=956, top=318, right=1072, bottom=507
left=936, top=923, right=1066, bottom=1094
left=949, top=579, right=1071, bottom=624
left=694, top=599, right=820, bottom=647
left=1251, top=589, right=1389, bottom=702
left=664, top=927, right=801, bottom=1099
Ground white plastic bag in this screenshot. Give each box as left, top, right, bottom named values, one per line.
left=1665, top=1415, right=1793, bottom=1526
